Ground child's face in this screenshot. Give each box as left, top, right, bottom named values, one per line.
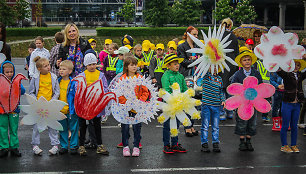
left=168, top=47, right=176, bottom=54
left=59, top=66, right=72, bottom=78
left=39, top=61, right=50, bottom=75
left=156, top=49, right=164, bottom=56
left=35, top=40, right=44, bottom=49
left=128, top=63, right=137, bottom=74
left=167, top=60, right=180, bottom=72
left=28, top=48, right=34, bottom=54
left=109, top=47, right=115, bottom=54
left=105, top=44, right=110, bottom=51
left=135, top=48, right=142, bottom=56
left=3, top=67, right=14, bottom=80
left=240, top=56, right=252, bottom=69
left=294, top=62, right=301, bottom=72
left=118, top=54, right=124, bottom=60
left=86, top=63, right=97, bottom=72
left=245, top=44, right=253, bottom=51
left=90, top=42, right=97, bottom=50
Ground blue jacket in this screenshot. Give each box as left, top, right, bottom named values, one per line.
left=269, top=72, right=283, bottom=90
left=231, top=67, right=263, bottom=84
left=0, top=61, right=26, bottom=113
left=58, top=76, right=77, bottom=118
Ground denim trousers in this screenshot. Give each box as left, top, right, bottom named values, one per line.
left=163, top=118, right=180, bottom=146
left=59, top=114, right=79, bottom=149
left=121, top=112, right=142, bottom=148
left=200, top=104, right=220, bottom=144
left=281, top=102, right=300, bottom=146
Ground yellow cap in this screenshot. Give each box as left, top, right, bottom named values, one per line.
left=167, top=41, right=177, bottom=50
left=142, top=42, right=151, bottom=52
left=155, top=43, right=164, bottom=50
left=88, top=38, right=97, bottom=44
left=125, top=44, right=133, bottom=50
left=150, top=43, right=155, bottom=50
left=105, top=39, right=112, bottom=45
left=178, top=40, right=185, bottom=45
left=294, top=59, right=306, bottom=71
left=142, top=40, right=151, bottom=44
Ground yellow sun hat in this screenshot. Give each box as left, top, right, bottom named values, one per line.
left=105, top=39, right=112, bottom=45
left=162, top=53, right=184, bottom=68
left=156, top=43, right=165, bottom=50
left=142, top=42, right=151, bottom=52
left=294, top=59, right=306, bottom=71
left=235, top=46, right=257, bottom=67
left=142, top=40, right=151, bottom=44
left=178, top=40, right=185, bottom=45
left=88, top=38, right=97, bottom=44
left=150, top=43, right=156, bottom=50
left=167, top=41, right=177, bottom=50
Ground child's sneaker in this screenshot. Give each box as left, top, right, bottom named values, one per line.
left=212, top=143, right=221, bottom=152
left=201, top=143, right=210, bottom=153
left=78, top=146, right=87, bottom=156
left=239, top=142, right=248, bottom=151
left=97, top=145, right=109, bottom=155
left=0, top=149, right=9, bottom=157
left=132, top=147, right=140, bottom=157
left=291, top=145, right=300, bottom=153
left=123, top=146, right=131, bottom=157
left=163, top=145, right=174, bottom=154
left=59, top=148, right=68, bottom=155
left=219, top=115, right=226, bottom=121
left=49, top=146, right=58, bottom=155
left=10, top=148, right=22, bottom=157
left=171, top=144, right=187, bottom=153
left=281, top=145, right=293, bottom=153
left=117, top=142, right=124, bottom=148
left=33, top=146, right=43, bottom=155
left=246, top=140, right=254, bottom=151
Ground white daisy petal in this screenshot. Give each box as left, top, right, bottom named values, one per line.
left=194, top=60, right=208, bottom=75
left=222, top=61, right=230, bottom=71
left=201, top=30, right=209, bottom=43
left=200, top=64, right=211, bottom=78
left=212, top=25, right=217, bottom=38
left=211, top=64, right=215, bottom=75
left=223, top=49, right=234, bottom=53
left=216, top=25, right=222, bottom=39
left=188, top=55, right=205, bottom=68
left=221, top=40, right=232, bottom=49
left=220, top=33, right=231, bottom=45
left=224, top=56, right=238, bottom=66
left=219, top=63, right=224, bottom=73
left=186, top=48, right=204, bottom=54
left=187, top=32, right=205, bottom=48
left=208, top=26, right=212, bottom=39
left=218, top=26, right=225, bottom=40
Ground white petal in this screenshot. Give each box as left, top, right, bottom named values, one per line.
left=219, top=63, right=224, bottom=73
left=224, top=56, right=238, bottom=66
left=49, top=99, right=68, bottom=112
left=201, top=30, right=209, bottom=43
left=216, top=25, right=222, bottom=40
left=208, top=26, right=212, bottom=39
left=221, top=40, right=232, bottom=49
left=47, top=120, right=63, bottom=131
left=211, top=64, right=215, bottom=75
left=187, top=32, right=205, bottom=48
left=218, top=26, right=225, bottom=40
left=222, top=61, right=230, bottom=71
left=188, top=55, right=205, bottom=68
left=170, top=118, right=177, bottom=130
left=186, top=48, right=203, bottom=54
left=200, top=63, right=211, bottom=78
left=24, top=94, right=37, bottom=105
left=212, top=25, right=217, bottom=38
left=223, top=49, right=234, bottom=53
left=20, top=115, right=37, bottom=125
left=176, top=112, right=191, bottom=126
left=19, top=105, right=33, bottom=115
left=194, top=60, right=208, bottom=75
left=220, top=33, right=231, bottom=45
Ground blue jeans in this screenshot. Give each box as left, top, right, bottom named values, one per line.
left=163, top=118, right=180, bottom=146
left=59, top=114, right=79, bottom=149
left=220, top=89, right=233, bottom=117
left=201, top=104, right=220, bottom=144
left=272, top=91, right=283, bottom=118
left=281, top=102, right=300, bottom=146
left=121, top=112, right=142, bottom=148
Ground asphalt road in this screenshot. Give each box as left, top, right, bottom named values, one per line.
left=1, top=58, right=306, bottom=174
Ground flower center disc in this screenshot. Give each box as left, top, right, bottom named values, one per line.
left=244, top=88, right=258, bottom=100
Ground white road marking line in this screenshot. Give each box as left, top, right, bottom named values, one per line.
left=102, top=124, right=272, bottom=129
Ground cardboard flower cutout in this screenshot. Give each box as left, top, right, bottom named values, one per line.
left=225, top=76, right=275, bottom=120
left=254, top=26, right=305, bottom=72
left=0, top=41, right=6, bottom=64
left=157, top=83, right=201, bottom=137
left=20, top=94, right=67, bottom=132
left=187, top=25, right=238, bottom=78
left=72, top=75, right=116, bottom=120
left=111, top=76, right=158, bottom=124
left=0, top=73, right=27, bottom=114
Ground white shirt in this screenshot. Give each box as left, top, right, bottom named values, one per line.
left=29, top=48, right=50, bottom=78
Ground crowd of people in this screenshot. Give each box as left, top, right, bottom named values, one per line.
left=0, top=18, right=306, bottom=158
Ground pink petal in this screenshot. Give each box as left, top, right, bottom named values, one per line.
left=252, top=98, right=271, bottom=113
left=237, top=102, right=254, bottom=120
left=255, top=83, right=275, bottom=98
left=225, top=96, right=244, bottom=110
left=227, top=83, right=245, bottom=95
left=243, top=76, right=258, bottom=89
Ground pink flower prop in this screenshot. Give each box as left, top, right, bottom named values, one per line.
left=225, top=76, right=275, bottom=120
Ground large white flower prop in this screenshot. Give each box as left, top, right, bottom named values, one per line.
left=20, top=94, right=67, bottom=132
left=254, top=26, right=305, bottom=72
left=0, top=41, right=6, bottom=64
left=187, top=25, right=238, bottom=78
left=111, top=76, right=158, bottom=124
left=157, top=83, right=201, bottom=137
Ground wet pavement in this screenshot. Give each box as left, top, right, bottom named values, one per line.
left=1, top=59, right=306, bottom=173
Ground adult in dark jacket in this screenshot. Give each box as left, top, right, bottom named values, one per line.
left=57, top=23, right=91, bottom=77
left=0, top=22, right=11, bottom=61
left=177, top=26, right=199, bottom=77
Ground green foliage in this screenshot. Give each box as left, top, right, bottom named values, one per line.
left=96, top=27, right=209, bottom=36
left=213, top=0, right=234, bottom=23
left=117, top=0, right=135, bottom=25
left=144, top=0, right=170, bottom=27
left=0, top=0, right=17, bottom=26
left=14, top=0, right=31, bottom=22
left=233, top=0, right=257, bottom=24
left=171, top=0, right=204, bottom=26
left=7, top=27, right=62, bottom=37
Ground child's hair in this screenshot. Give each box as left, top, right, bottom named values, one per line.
left=33, top=56, right=49, bottom=69
left=60, top=60, right=74, bottom=70
left=172, top=38, right=179, bottom=45
left=221, top=18, right=233, bottom=30
left=183, top=26, right=198, bottom=40
left=123, top=52, right=134, bottom=59
left=55, top=32, right=65, bottom=43
left=253, top=30, right=262, bottom=37
left=133, top=44, right=142, bottom=53
left=110, top=43, right=119, bottom=50
left=2, top=63, right=14, bottom=70
left=28, top=42, right=36, bottom=49
left=302, top=38, right=306, bottom=45
left=35, top=36, right=44, bottom=43
left=123, top=55, right=138, bottom=75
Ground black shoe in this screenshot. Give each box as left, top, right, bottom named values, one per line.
left=0, top=149, right=9, bottom=158
left=171, top=144, right=187, bottom=153
left=84, top=142, right=97, bottom=149
left=246, top=142, right=254, bottom=151
left=239, top=142, right=248, bottom=151
left=201, top=143, right=210, bottom=153
left=192, top=130, right=199, bottom=136
left=59, top=148, right=68, bottom=155
left=163, top=145, right=174, bottom=154
left=185, top=131, right=193, bottom=137
left=84, top=139, right=90, bottom=144
left=70, top=148, right=78, bottom=155
left=10, top=148, right=22, bottom=157
left=212, top=143, right=221, bottom=153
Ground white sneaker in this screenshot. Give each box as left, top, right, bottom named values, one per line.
left=33, top=145, right=43, bottom=155
left=49, top=145, right=58, bottom=155
left=298, top=124, right=305, bottom=129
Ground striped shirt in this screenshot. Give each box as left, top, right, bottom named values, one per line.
left=201, top=72, right=225, bottom=106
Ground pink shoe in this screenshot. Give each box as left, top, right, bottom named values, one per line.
left=132, top=147, right=140, bottom=157
left=123, top=146, right=130, bottom=157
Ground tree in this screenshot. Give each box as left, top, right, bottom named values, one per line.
left=213, top=0, right=234, bottom=24
left=144, top=0, right=170, bottom=27
left=117, top=0, right=135, bottom=26
left=233, top=0, right=257, bottom=24
left=171, top=0, right=204, bottom=27
left=14, top=0, right=31, bottom=27
left=35, top=0, right=43, bottom=27
left=0, top=0, right=17, bottom=26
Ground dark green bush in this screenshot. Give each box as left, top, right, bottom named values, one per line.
left=7, top=27, right=62, bottom=37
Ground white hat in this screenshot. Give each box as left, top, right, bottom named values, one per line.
left=114, top=46, right=130, bottom=55
left=83, top=53, right=97, bottom=66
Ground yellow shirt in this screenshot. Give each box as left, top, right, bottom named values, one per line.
left=59, top=79, right=70, bottom=114
left=37, top=73, right=52, bottom=101
left=84, top=70, right=100, bottom=86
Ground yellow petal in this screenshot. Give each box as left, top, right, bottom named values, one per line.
left=192, top=112, right=201, bottom=119
left=157, top=115, right=166, bottom=124
left=186, top=88, right=195, bottom=97
left=171, top=83, right=180, bottom=91
left=170, top=128, right=178, bottom=137
left=182, top=118, right=190, bottom=126
left=158, top=89, right=166, bottom=97
left=195, top=100, right=202, bottom=106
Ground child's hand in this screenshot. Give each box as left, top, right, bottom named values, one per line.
left=278, top=84, right=284, bottom=90
left=56, top=58, right=62, bottom=67
left=152, top=78, right=157, bottom=83
left=221, top=102, right=225, bottom=107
